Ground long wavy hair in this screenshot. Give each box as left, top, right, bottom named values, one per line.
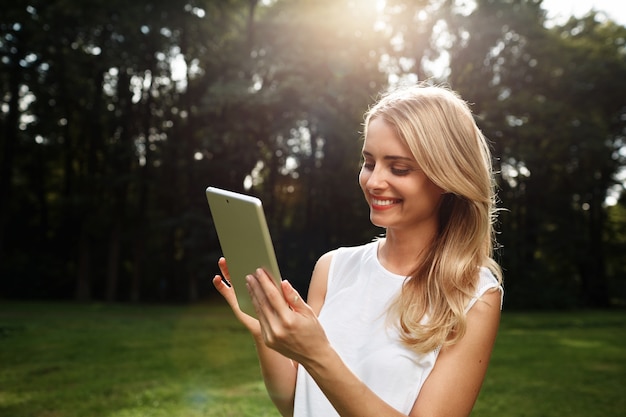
left=364, top=84, right=503, bottom=354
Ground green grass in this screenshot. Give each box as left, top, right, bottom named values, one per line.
left=1, top=303, right=624, bottom=417
left=475, top=310, right=626, bottom=417
left=0, top=302, right=275, bottom=417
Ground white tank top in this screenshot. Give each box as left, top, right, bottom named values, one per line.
left=293, top=241, right=501, bottom=416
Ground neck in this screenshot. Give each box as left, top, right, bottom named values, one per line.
left=378, top=226, right=437, bottom=276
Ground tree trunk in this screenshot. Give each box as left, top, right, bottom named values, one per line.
left=131, top=234, right=143, bottom=303
left=106, top=171, right=128, bottom=303
left=75, top=229, right=91, bottom=302
left=105, top=220, right=122, bottom=302
left=130, top=68, right=154, bottom=303
left=188, top=272, right=198, bottom=302
left=0, top=51, right=21, bottom=268
left=582, top=185, right=610, bottom=307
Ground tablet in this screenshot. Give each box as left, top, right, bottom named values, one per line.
left=206, top=186, right=282, bottom=317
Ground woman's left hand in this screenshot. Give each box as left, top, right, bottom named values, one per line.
left=246, top=268, right=331, bottom=366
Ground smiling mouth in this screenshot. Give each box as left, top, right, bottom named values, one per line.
left=371, top=198, right=400, bottom=207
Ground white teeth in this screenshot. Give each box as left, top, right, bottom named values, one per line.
left=372, top=198, right=396, bottom=206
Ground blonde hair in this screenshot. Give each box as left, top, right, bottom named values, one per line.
left=364, top=84, right=503, bottom=354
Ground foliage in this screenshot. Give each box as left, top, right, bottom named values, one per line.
left=0, top=0, right=625, bottom=307
left=443, top=0, right=626, bottom=307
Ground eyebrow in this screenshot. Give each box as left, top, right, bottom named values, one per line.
left=362, top=150, right=415, bottom=163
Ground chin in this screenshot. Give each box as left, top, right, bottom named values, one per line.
left=369, top=215, right=389, bottom=229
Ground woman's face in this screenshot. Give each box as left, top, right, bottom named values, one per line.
left=359, top=117, right=444, bottom=235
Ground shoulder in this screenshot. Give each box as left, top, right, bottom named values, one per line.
left=307, top=242, right=378, bottom=315
left=317, top=241, right=377, bottom=277
left=478, top=266, right=501, bottom=289
left=316, top=249, right=336, bottom=269
left=467, top=267, right=503, bottom=312
left=306, top=250, right=336, bottom=315
left=333, top=240, right=379, bottom=266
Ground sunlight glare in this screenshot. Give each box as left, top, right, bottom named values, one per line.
left=372, top=0, right=388, bottom=32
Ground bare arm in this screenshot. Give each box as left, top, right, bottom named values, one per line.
left=248, top=264, right=501, bottom=417
left=212, top=258, right=296, bottom=416
left=212, top=253, right=334, bottom=416
left=304, top=250, right=333, bottom=315
left=410, top=289, right=501, bottom=417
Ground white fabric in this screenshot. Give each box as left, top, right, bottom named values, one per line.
left=293, top=241, right=501, bottom=417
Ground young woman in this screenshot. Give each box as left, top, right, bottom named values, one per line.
left=213, top=84, right=503, bottom=417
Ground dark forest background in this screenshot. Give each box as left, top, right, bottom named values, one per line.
left=1, top=0, right=625, bottom=309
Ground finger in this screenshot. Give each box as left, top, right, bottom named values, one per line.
left=214, top=275, right=260, bottom=333
left=281, top=280, right=308, bottom=312
left=246, top=274, right=274, bottom=336
left=253, top=268, right=289, bottom=312
left=213, top=258, right=249, bottom=317
left=212, top=275, right=239, bottom=309
left=246, top=273, right=272, bottom=316
left=217, top=257, right=231, bottom=281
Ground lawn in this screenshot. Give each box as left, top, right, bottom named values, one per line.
left=1, top=302, right=624, bottom=417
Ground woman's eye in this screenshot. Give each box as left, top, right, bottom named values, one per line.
left=391, top=167, right=412, bottom=176
left=361, top=160, right=374, bottom=170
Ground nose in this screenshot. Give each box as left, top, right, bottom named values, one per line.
left=362, top=164, right=387, bottom=191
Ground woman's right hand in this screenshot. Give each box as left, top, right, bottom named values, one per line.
left=212, top=257, right=261, bottom=337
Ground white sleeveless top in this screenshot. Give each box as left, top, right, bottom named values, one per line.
left=293, top=241, right=502, bottom=417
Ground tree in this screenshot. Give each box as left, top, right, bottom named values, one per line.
left=445, top=0, right=626, bottom=307
left=234, top=0, right=388, bottom=291
left=2, top=0, right=624, bottom=308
